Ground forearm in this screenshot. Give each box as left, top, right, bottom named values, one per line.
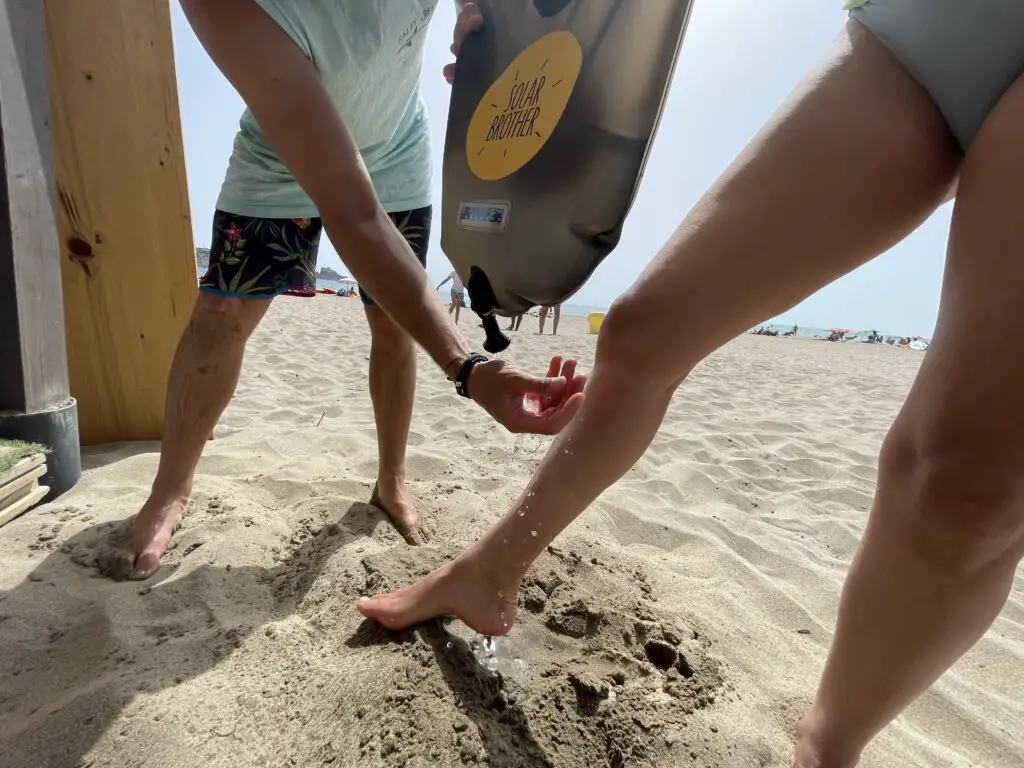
left=324, top=206, right=469, bottom=375
left=472, top=357, right=676, bottom=575
left=180, top=1, right=473, bottom=377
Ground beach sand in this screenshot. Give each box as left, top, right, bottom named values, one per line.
left=1, top=296, right=1021, bottom=768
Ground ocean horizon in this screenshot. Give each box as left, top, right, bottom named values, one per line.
left=311, top=277, right=927, bottom=342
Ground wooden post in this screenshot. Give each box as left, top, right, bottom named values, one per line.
left=45, top=0, right=197, bottom=445
left=0, top=0, right=81, bottom=499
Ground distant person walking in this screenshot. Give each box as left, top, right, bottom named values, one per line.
left=539, top=303, right=561, bottom=335
left=437, top=269, right=466, bottom=325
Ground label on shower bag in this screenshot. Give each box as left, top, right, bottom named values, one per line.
left=466, top=30, right=583, bottom=181
left=457, top=200, right=511, bottom=232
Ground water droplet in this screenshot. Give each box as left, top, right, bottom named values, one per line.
left=446, top=641, right=453, bottom=650
left=517, top=511, right=524, bottom=517
left=497, top=590, right=504, bottom=598
left=530, top=530, right=538, bottom=537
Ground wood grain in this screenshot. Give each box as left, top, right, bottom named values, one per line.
left=0, top=0, right=71, bottom=414
left=46, top=0, right=197, bottom=444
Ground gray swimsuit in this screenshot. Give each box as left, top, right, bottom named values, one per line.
left=851, top=0, right=1024, bottom=150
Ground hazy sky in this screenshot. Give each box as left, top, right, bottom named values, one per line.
left=170, top=0, right=951, bottom=336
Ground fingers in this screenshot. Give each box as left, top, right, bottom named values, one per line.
left=544, top=391, right=585, bottom=433
left=443, top=62, right=455, bottom=84
left=523, top=375, right=568, bottom=399
left=545, top=355, right=564, bottom=379
left=511, top=392, right=585, bottom=435
left=542, top=357, right=570, bottom=409
left=451, top=2, right=484, bottom=57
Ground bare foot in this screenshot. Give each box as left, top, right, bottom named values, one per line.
left=107, top=492, right=188, bottom=581
left=792, top=709, right=858, bottom=768
left=357, top=552, right=520, bottom=636
left=370, top=481, right=425, bottom=544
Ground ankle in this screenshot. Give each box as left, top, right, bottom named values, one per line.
left=375, top=472, right=408, bottom=494
left=147, top=480, right=191, bottom=508
left=459, top=539, right=527, bottom=597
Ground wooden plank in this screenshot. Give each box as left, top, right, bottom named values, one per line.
left=0, top=484, right=48, bottom=529
left=0, top=0, right=71, bottom=414
left=0, top=464, right=46, bottom=511
left=0, top=453, right=46, bottom=487
left=45, top=0, right=197, bottom=444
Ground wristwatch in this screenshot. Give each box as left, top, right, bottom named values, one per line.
left=451, top=353, right=489, bottom=398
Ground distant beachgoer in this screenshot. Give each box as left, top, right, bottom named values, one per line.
left=360, top=3, right=1024, bottom=765
left=120, top=1, right=585, bottom=580
left=538, top=303, right=561, bottom=335
left=507, top=314, right=523, bottom=331
left=436, top=270, right=466, bottom=325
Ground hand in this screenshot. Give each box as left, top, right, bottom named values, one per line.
left=444, top=2, right=484, bottom=84
left=468, top=355, right=587, bottom=434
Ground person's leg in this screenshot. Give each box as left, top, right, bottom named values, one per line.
left=538, top=306, right=549, bottom=334
left=357, top=19, right=960, bottom=631
left=454, top=295, right=462, bottom=325
left=551, top=304, right=561, bottom=335
left=359, top=206, right=432, bottom=541
left=124, top=212, right=318, bottom=580
left=795, top=72, right=1024, bottom=768
left=127, top=293, right=270, bottom=574
left=364, top=305, right=419, bottom=538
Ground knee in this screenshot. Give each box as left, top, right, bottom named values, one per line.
left=595, top=293, right=694, bottom=388
left=192, top=293, right=261, bottom=342
left=368, top=312, right=413, bottom=355
left=879, top=423, right=1024, bottom=570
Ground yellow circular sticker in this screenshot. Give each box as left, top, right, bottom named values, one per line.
left=466, top=30, right=583, bottom=181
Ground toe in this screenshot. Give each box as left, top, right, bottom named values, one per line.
left=130, top=551, right=162, bottom=581
left=357, top=587, right=437, bottom=631
left=357, top=594, right=406, bottom=628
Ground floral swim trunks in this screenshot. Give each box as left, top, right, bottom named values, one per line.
left=199, top=205, right=432, bottom=305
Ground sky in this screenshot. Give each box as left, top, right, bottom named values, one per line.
left=170, top=0, right=952, bottom=337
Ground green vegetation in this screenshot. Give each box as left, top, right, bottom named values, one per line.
left=0, top=439, right=48, bottom=475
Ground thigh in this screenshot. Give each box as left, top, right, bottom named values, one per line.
left=359, top=206, right=432, bottom=307
left=617, top=20, right=962, bottom=359
left=892, top=73, right=1024, bottom=470
left=199, top=211, right=323, bottom=299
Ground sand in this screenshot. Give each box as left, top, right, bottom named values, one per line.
left=0, top=296, right=1021, bottom=768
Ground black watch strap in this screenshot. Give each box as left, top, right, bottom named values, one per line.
left=454, top=353, right=488, bottom=398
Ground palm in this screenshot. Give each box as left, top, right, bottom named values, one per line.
left=471, top=356, right=586, bottom=435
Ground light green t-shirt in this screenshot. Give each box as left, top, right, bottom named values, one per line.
left=217, top=0, right=439, bottom=218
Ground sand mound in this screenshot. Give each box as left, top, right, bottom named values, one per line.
left=353, top=539, right=732, bottom=767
